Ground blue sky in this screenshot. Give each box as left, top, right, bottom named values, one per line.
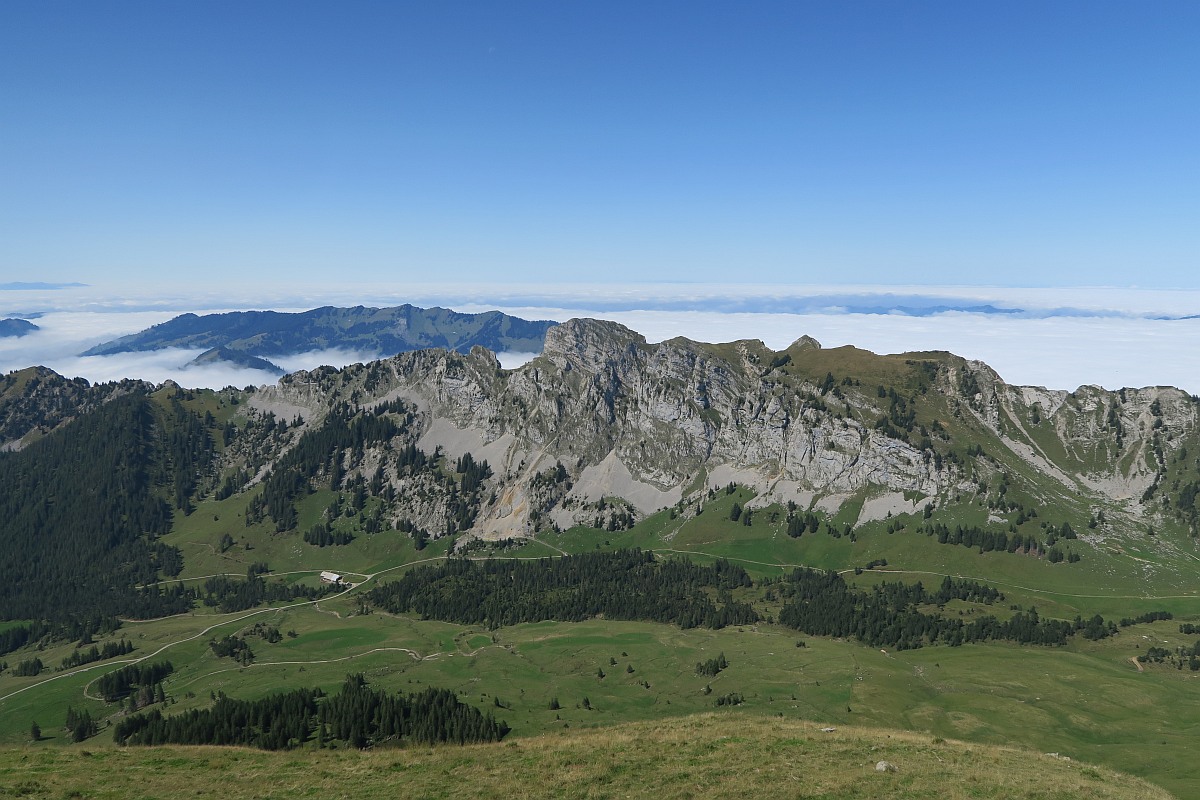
left=1, top=1, right=1197, bottom=288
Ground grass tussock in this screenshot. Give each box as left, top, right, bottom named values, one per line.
left=0, top=713, right=1173, bottom=800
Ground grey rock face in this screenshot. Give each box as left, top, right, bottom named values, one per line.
left=249, top=317, right=1198, bottom=541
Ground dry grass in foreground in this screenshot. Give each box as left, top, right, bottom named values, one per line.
left=0, top=713, right=1175, bottom=800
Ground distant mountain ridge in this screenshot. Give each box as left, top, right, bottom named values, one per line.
left=187, top=347, right=287, bottom=375
left=0, top=319, right=38, bottom=337
left=82, top=304, right=556, bottom=372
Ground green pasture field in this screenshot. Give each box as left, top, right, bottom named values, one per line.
left=5, top=593, right=1200, bottom=797
left=8, top=485, right=1200, bottom=797
left=513, top=485, right=1200, bottom=624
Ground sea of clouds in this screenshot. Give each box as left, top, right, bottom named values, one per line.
left=3, top=282, right=1200, bottom=395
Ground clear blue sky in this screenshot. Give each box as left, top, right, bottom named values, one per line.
left=2, top=1, right=1197, bottom=288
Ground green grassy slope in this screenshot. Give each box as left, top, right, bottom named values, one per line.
left=0, top=714, right=1173, bottom=800
left=4, top=543, right=1200, bottom=795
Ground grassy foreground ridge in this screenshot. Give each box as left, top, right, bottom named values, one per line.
left=0, top=714, right=1171, bottom=800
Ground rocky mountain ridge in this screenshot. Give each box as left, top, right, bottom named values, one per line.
left=244, top=317, right=1200, bottom=543
left=5, top=316, right=1197, bottom=547
left=0, top=366, right=152, bottom=450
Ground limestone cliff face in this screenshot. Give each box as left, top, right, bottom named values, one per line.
left=946, top=359, right=1198, bottom=503
left=254, top=319, right=953, bottom=538
left=248, top=317, right=1200, bottom=541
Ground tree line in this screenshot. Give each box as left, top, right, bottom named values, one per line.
left=94, top=661, right=174, bottom=703
left=63, top=706, right=99, bottom=742
left=60, top=638, right=134, bottom=670
left=919, top=521, right=1079, bottom=562
left=0, top=618, right=120, bottom=657
left=113, top=674, right=508, bottom=750
left=200, top=573, right=333, bottom=614
left=367, top=549, right=758, bottom=630
left=774, top=569, right=1101, bottom=649
left=0, top=393, right=209, bottom=625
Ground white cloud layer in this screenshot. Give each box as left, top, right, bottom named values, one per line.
left=272, top=349, right=385, bottom=375
left=9, top=281, right=1200, bottom=319
left=497, top=351, right=539, bottom=370
left=2, top=284, right=1200, bottom=394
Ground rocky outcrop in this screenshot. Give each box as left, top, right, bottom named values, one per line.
left=255, top=319, right=958, bottom=539
left=0, top=367, right=151, bottom=450
left=946, top=359, right=1198, bottom=503
left=246, top=317, right=1200, bottom=542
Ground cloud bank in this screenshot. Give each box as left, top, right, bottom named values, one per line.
left=2, top=283, right=1200, bottom=395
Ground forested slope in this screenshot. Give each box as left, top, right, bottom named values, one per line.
left=0, top=389, right=216, bottom=625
